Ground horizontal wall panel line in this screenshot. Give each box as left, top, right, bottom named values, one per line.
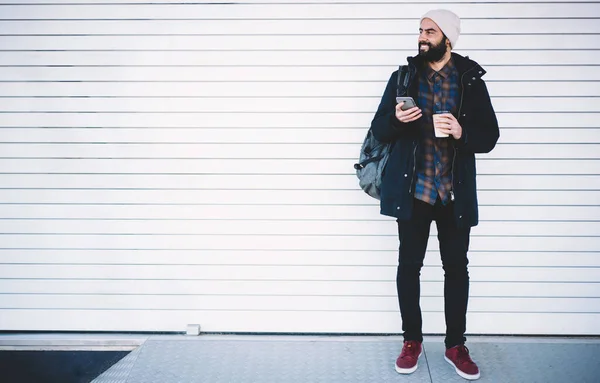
left=0, top=308, right=399, bottom=312
left=0, top=309, right=482, bottom=314
left=2, top=17, right=600, bottom=21
left=0, top=164, right=597, bottom=171
left=2, top=33, right=598, bottom=36
left=0, top=294, right=596, bottom=302
left=0, top=277, right=597, bottom=283
left=1, top=265, right=596, bottom=270
left=0, top=142, right=598, bottom=146
left=2, top=111, right=595, bottom=114
left=0, top=293, right=401, bottom=298
left=3, top=48, right=600, bottom=52
left=1, top=232, right=598, bottom=238
left=1, top=219, right=594, bottom=223
left=0, top=174, right=599, bottom=179
left=1, top=234, right=597, bottom=238
left=0, top=14, right=598, bottom=21
left=1, top=64, right=599, bottom=67
left=2, top=79, right=599, bottom=83
left=0, top=98, right=597, bottom=103
left=0, top=293, right=397, bottom=298
left=1, top=278, right=598, bottom=283
left=0, top=126, right=598, bottom=130
left=0, top=264, right=600, bottom=270
left=3, top=294, right=597, bottom=300
left=1, top=170, right=599, bottom=176
left=0, top=51, right=599, bottom=66
left=3, top=1, right=591, bottom=3
left=0, top=186, right=593, bottom=190
left=0, top=201, right=598, bottom=206
left=1, top=250, right=598, bottom=254
left=0, top=306, right=595, bottom=314
left=0, top=172, right=597, bottom=177
left=0, top=94, right=600, bottom=97
left=0, top=204, right=598, bottom=212
left=0, top=97, right=598, bottom=112
left=0, top=249, right=600, bottom=252
left=0, top=308, right=597, bottom=314
left=0, top=307, right=600, bottom=318
left=1, top=142, right=598, bottom=144
left=1, top=218, right=599, bottom=222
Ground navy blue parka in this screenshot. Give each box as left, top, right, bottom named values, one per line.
left=370, top=52, right=500, bottom=227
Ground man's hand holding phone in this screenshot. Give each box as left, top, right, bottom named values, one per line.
left=395, top=97, right=422, bottom=124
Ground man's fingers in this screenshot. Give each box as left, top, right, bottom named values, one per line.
left=437, top=126, right=454, bottom=133
left=401, top=108, right=421, bottom=119
left=437, top=114, right=456, bottom=122
left=405, top=113, right=422, bottom=122
left=407, top=107, right=422, bottom=116
left=396, top=108, right=422, bottom=123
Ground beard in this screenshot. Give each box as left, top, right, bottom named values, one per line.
left=418, top=36, right=448, bottom=63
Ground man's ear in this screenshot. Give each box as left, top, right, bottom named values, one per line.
left=443, top=34, right=452, bottom=51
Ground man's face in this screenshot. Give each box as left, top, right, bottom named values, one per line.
left=418, top=18, right=449, bottom=62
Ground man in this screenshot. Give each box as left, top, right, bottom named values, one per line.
left=370, top=9, right=499, bottom=381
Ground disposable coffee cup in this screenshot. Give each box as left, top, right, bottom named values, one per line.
left=433, top=110, right=450, bottom=138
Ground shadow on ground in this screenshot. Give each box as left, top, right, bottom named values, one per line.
left=0, top=351, right=130, bottom=383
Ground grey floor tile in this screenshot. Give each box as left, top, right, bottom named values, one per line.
left=124, top=338, right=432, bottom=383
left=89, top=336, right=600, bottom=383
left=92, top=346, right=142, bottom=383
left=425, top=341, right=600, bottom=383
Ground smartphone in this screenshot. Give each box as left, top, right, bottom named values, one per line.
left=396, top=97, right=417, bottom=111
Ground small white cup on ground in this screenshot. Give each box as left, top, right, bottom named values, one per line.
left=433, top=111, right=451, bottom=138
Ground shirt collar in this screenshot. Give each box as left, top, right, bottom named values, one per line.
left=425, top=57, right=455, bottom=80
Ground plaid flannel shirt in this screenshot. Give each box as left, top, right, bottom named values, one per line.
left=414, top=58, right=460, bottom=206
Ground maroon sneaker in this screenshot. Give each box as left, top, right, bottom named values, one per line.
left=395, top=340, right=422, bottom=374
left=444, top=344, right=481, bottom=380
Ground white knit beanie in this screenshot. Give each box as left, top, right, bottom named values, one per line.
left=420, top=9, right=461, bottom=49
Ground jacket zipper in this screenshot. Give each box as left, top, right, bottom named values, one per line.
left=405, top=62, right=418, bottom=195
left=450, top=146, right=456, bottom=201
left=451, top=64, right=478, bottom=200
left=408, top=143, right=418, bottom=194
left=457, top=62, right=478, bottom=116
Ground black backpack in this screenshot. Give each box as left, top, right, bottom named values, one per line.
left=354, top=65, right=409, bottom=200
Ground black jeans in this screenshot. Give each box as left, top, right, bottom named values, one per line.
left=396, top=198, right=471, bottom=349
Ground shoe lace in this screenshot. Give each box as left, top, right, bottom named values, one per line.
left=455, top=345, right=474, bottom=366
left=401, top=341, right=420, bottom=360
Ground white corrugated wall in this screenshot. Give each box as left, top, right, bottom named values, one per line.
left=0, top=0, right=598, bottom=334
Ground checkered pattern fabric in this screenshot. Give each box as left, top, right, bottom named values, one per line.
left=414, top=58, right=460, bottom=205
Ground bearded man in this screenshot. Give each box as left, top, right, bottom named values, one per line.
left=370, top=9, right=500, bottom=380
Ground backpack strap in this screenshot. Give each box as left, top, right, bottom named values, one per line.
left=396, top=65, right=409, bottom=97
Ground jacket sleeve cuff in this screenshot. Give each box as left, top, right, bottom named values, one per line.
left=455, top=127, right=468, bottom=147
left=390, top=114, right=410, bottom=133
